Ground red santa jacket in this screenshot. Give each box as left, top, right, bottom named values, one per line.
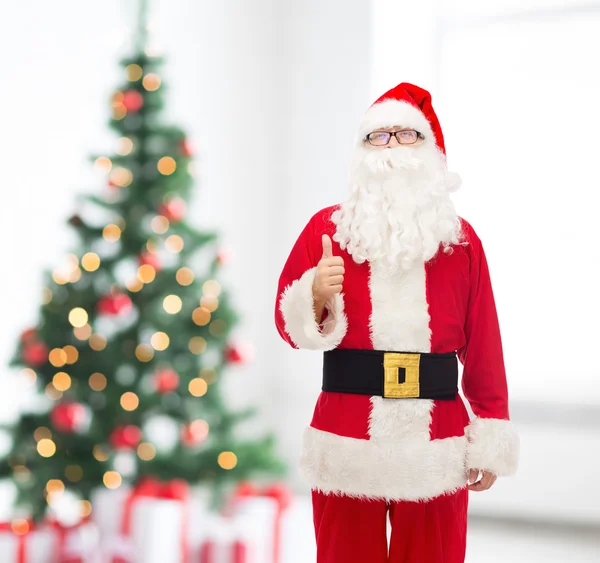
left=274, top=205, right=519, bottom=502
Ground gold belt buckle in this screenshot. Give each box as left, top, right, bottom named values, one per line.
left=383, top=352, right=421, bottom=398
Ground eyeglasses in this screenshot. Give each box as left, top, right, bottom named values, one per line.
left=365, top=129, right=424, bottom=146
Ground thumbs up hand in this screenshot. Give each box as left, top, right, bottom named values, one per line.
left=312, top=234, right=345, bottom=304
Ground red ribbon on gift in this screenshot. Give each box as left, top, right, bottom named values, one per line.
left=116, top=476, right=190, bottom=563
left=0, top=520, right=35, bottom=563
left=232, top=482, right=292, bottom=563
left=46, top=515, right=92, bottom=563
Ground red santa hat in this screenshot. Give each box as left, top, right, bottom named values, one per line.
left=357, top=82, right=460, bottom=190
left=358, top=82, right=446, bottom=154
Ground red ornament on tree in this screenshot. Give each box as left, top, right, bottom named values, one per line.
left=224, top=342, right=253, bottom=365
left=51, top=402, right=87, bottom=433
left=178, top=139, right=193, bottom=157
left=110, top=425, right=142, bottom=450
left=138, top=252, right=161, bottom=272
left=122, top=90, right=144, bottom=113
left=20, top=328, right=38, bottom=343
left=22, top=341, right=49, bottom=367
left=97, top=293, right=133, bottom=316
left=154, top=368, right=180, bottom=394
left=158, top=197, right=186, bottom=223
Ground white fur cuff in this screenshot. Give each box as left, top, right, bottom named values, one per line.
left=465, top=417, right=520, bottom=476
left=279, top=267, right=348, bottom=350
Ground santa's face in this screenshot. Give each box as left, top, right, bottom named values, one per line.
left=331, top=125, right=462, bottom=277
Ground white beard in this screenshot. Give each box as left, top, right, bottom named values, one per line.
left=332, top=143, right=462, bottom=277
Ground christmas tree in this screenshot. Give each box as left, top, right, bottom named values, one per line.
left=1, top=1, right=285, bottom=522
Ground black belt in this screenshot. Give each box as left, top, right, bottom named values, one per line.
left=322, top=348, right=458, bottom=400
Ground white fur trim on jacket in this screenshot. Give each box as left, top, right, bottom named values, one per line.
left=300, top=425, right=468, bottom=502
left=279, top=267, right=348, bottom=350
left=465, top=417, right=519, bottom=476
left=357, top=99, right=436, bottom=147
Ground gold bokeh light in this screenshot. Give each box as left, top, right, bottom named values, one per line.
left=135, top=343, right=154, bottom=362
left=81, top=252, right=101, bottom=272
left=203, top=280, right=222, bottom=298
left=126, top=64, right=143, bottom=81
left=65, top=465, right=83, bottom=482
left=218, top=451, right=238, bottom=470
left=151, top=215, right=169, bottom=234
left=89, top=334, right=107, bottom=351
left=165, top=235, right=184, bottom=253
left=89, top=372, right=107, bottom=391
left=116, top=137, right=134, bottom=155
left=94, top=157, right=112, bottom=173
left=48, top=348, right=67, bottom=367
left=120, top=392, right=139, bottom=411
left=137, top=264, right=156, bottom=284
left=103, top=471, right=122, bottom=489
left=93, top=445, right=109, bottom=462
left=34, top=427, right=52, bottom=442
left=137, top=442, right=156, bottom=461
left=163, top=295, right=182, bottom=314
left=68, top=307, right=88, bottom=328
left=103, top=224, right=122, bottom=242
left=110, top=167, right=133, bottom=187
left=74, top=324, right=93, bottom=340
left=188, top=336, right=207, bottom=355
left=150, top=332, right=170, bottom=351
left=63, top=345, right=79, bottom=364
left=143, top=73, right=161, bottom=91
left=192, top=307, right=211, bottom=326
left=37, top=439, right=56, bottom=458
left=157, top=156, right=176, bottom=175
left=52, top=372, right=71, bottom=392
left=176, top=267, right=194, bottom=286
left=188, top=377, right=208, bottom=397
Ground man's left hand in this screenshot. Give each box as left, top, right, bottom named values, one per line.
left=468, top=469, right=497, bottom=492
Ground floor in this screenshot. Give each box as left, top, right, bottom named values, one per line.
left=281, top=497, right=600, bottom=563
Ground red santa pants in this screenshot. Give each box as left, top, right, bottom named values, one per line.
left=312, top=487, right=468, bottom=563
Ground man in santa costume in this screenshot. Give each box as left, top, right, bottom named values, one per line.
left=274, top=82, right=519, bottom=562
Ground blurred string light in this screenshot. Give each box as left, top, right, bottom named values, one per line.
left=42, top=287, right=53, bottom=305
left=80, top=500, right=92, bottom=518
left=34, top=427, right=52, bottom=441
left=46, top=479, right=64, bottom=495
left=137, top=264, right=156, bottom=284
left=163, top=295, right=182, bottom=314
left=68, top=307, right=88, bottom=328
left=126, top=64, right=143, bottom=82
left=188, top=337, right=207, bottom=355
left=143, top=73, right=161, bottom=92
left=203, top=280, right=222, bottom=298
left=126, top=278, right=144, bottom=293
left=137, top=442, right=156, bottom=461
left=81, top=252, right=101, bottom=272
left=63, top=345, right=79, bottom=364
left=217, top=451, right=237, bottom=470
left=151, top=332, right=169, bottom=351
left=89, top=334, right=107, bottom=352
left=135, top=344, right=154, bottom=362
left=74, top=324, right=93, bottom=340
left=192, top=307, right=211, bottom=326
left=89, top=372, right=107, bottom=391
left=112, top=92, right=127, bottom=120
left=200, top=367, right=217, bottom=384
left=188, top=419, right=209, bottom=441
left=45, top=383, right=62, bottom=401
left=52, top=372, right=71, bottom=392
left=176, top=267, right=194, bottom=286
left=116, top=137, right=134, bottom=155
left=103, top=471, right=122, bottom=489
left=37, top=439, right=56, bottom=458
left=93, top=445, right=109, bottom=462
left=103, top=224, right=122, bottom=242
left=94, top=157, right=112, bottom=173
left=20, top=368, right=37, bottom=386
left=151, top=215, right=169, bottom=234
left=165, top=235, right=184, bottom=253
left=110, top=167, right=133, bottom=187
left=11, top=519, right=30, bottom=535
left=146, top=239, right=159, bottom=253
left=157, top=156, right=176, bottom=176
left=49, top=348, right=68, bottom=367
left=65, top=465, right=83, bottom=482
left=120, top=392, right=139, bottom=411
left=188, top=377, right=208, bottom=397
left=200, top=296, right=219, bottom=312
